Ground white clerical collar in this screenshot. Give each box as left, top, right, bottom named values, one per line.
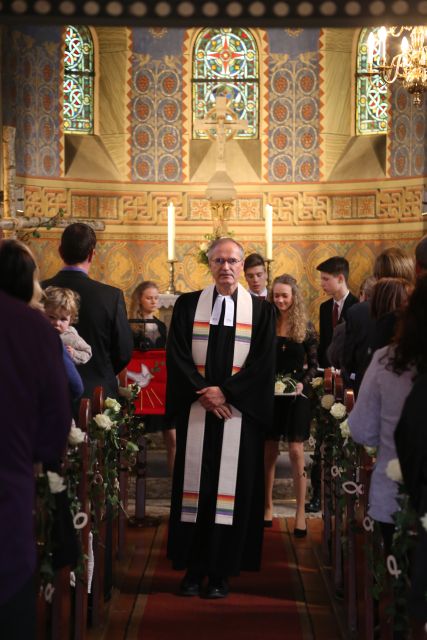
left=210, top=293, right=235, bottom=326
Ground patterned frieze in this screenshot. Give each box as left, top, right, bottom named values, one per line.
left=21, top=183, right=423, bottom=227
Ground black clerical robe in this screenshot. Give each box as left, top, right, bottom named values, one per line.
left=166, top=288, right=276, bottom=576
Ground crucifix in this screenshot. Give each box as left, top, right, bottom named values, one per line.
left=194, top=96, right=248, bottom=234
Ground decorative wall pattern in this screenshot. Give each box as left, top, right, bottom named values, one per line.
left=21, top=184, right=423, bottom=225
left=4, top=27, right=62, bottom=179
left=268, top=29, right=320, bottom=183
left=390, top=84, right=426, bottom=178
left=30, top=233, right=422, bottom=333
left=129, top=28, right=184, bottom=183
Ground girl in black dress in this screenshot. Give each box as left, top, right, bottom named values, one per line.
left=130, top=280, right=176, bottom=475
left=265, top=274, right=318, bottom=536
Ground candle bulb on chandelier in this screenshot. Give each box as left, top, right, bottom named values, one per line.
left=265, top=204, right=273, bottom=261
left=367, top=31, right=375, bottom=71
left=167, top=201, right=175, bottom=261
left=379, top=26, right=387, bottom=64
left=401, top=36, right=409, bottom=67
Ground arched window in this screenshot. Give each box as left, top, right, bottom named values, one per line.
left=63, top=25, right=94, bottom=134
left=192, top=27, right=259, bottom=139
left=356, top=27, right=388, bottom=135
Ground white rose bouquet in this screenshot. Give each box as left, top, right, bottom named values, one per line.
left=385, top=458, right=403, bottom=483
left=275, top=374, right=298, bottom=395
left=321, top=393, right=335, bottom=410
left=330, top=402, right=347, bottom=421
left=339, top=418, right=351, bottom=439
left=311, top=377, right=323, bottom=389
left=94, top=413, right=115, bottom=431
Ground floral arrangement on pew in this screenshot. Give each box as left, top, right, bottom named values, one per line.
left=36, top=423, right=89, bottom=596
left=384, top=458, right=418, bottom=634
left=89, top=384, right=144, bottom=515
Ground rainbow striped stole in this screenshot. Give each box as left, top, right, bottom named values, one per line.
left=181, top=284, right=253, bottom=526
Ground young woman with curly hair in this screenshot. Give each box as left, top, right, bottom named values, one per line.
left=264, top=274, right=318, bottom=536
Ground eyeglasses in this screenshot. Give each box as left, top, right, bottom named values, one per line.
left=210, top=257, right=242, bottom=266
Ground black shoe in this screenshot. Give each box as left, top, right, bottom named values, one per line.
left=293, top=527, right=307, bottom=538
left=305, top=497, right=321, bottom=513
left=206, top=577, right=229, bottom=599
left=179, top=572, right=204, bottom=597
left=264, top=519, right=273, bottom=528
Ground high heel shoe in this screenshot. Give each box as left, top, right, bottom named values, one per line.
left=293, top=527, right=307, bottom=538
left=263, top=519, right=273, bottom=528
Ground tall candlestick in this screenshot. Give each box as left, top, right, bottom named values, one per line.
left=265, top=204, right=273, bottom=261
left=167, top=201, right=175, bottom=261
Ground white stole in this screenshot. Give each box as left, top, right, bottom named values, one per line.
left=181, top=283, right=253, bottom=526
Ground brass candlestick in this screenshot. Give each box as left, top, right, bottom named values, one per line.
left=166, top=259, right=177, bottom=295
left=266, top=258, right=274, bottom=289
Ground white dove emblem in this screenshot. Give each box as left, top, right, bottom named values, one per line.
left=127, top=363, right=153, bottom=389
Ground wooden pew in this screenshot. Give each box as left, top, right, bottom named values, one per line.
left=73, top=398, right=91, bottom=640
left=90, top=386, right=107, bottom=627
left=321, top=368, right=333, bottom=566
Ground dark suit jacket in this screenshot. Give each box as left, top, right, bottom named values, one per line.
left=43, top=269, right=133, bottom=399
left=318, top=292, right=358, bottom=368
left=343, top=300, right=374, bottom=392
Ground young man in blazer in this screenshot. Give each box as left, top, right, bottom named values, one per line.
left=316, top=256, right=358, bottom=369
left=307, top=256, right=358, bottom=513
left=243, top=253, right=268, bottom=299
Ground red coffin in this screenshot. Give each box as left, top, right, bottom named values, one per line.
left=126, top=349, right=167, bottom=415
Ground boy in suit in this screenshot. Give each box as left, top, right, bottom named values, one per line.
left=307, top=256, right=358, bottom=513
left=244, top=253, right=268, bottom=299
left=316, top=256, right=358, bottom=369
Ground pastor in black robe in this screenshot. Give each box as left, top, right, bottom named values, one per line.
left=166, top=288, right=276, bottom=577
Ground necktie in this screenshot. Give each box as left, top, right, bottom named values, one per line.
left=332, top=301, right=339, bottom=328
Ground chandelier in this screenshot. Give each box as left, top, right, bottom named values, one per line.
left=367, top=26, right=427, bottom=106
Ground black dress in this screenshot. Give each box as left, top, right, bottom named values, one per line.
left=268, top=324, right=318, bottom=442
left=131, top=317, right=167, bottom=351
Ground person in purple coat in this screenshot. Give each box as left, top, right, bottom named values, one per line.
left=0, top=239, right=71, bottom=639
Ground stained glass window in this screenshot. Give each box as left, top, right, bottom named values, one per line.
left=63, top=25, right=94, bottom=134
left=356, top=27, right=388, bottom=135
left=193, top=28, right=259, bottom=139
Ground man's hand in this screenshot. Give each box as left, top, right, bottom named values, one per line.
left=212, top=403, right=233, bottom=420
left=197, top=386, right=226, bottom=410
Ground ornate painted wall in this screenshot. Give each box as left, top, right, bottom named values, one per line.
left=2, top=24, right=426, bottom=325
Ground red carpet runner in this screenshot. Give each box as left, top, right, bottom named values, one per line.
left=136, top=519, right=307, bottom=640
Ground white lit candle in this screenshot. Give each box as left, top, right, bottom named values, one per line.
left=265, top=204, right=273, bottom=261
left=401, top=36, right=409, bottom=67
left=167, top=201, right=175, bottom=261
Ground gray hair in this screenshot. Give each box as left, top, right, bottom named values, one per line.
left=415, top=235, right=427, bottom=270
left=206, top=237, right=244, bottom=261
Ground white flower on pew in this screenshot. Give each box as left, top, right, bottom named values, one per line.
left=339, top=418, right=351, bottom=439
left=47, top=471, right=66, bottom=494
left=311, top=377, right=323, bottom=389
left=68, top=423, right=86, bottom=446
left=274, top=380, right=286, bottom=394
left=364, top=446, right=377, bottom=458
left=119, top=384, right=141, bottom=399
left=420, top=513, right=427, bottom=532
left=104, top=397, right=121, bottom=413
left=330, top=402, right=346, bottom=420
left=385, top=458, right=403, bottom=483
left=321, top=394, right=335, bottom=410
left=94, top=413, right=115, bottom=431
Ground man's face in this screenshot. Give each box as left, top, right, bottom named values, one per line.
left=320, top=272, right=343, bottom=296
left=209, top=241, right=243, bottom=290
left=244, top=265, right=267, bottom=294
